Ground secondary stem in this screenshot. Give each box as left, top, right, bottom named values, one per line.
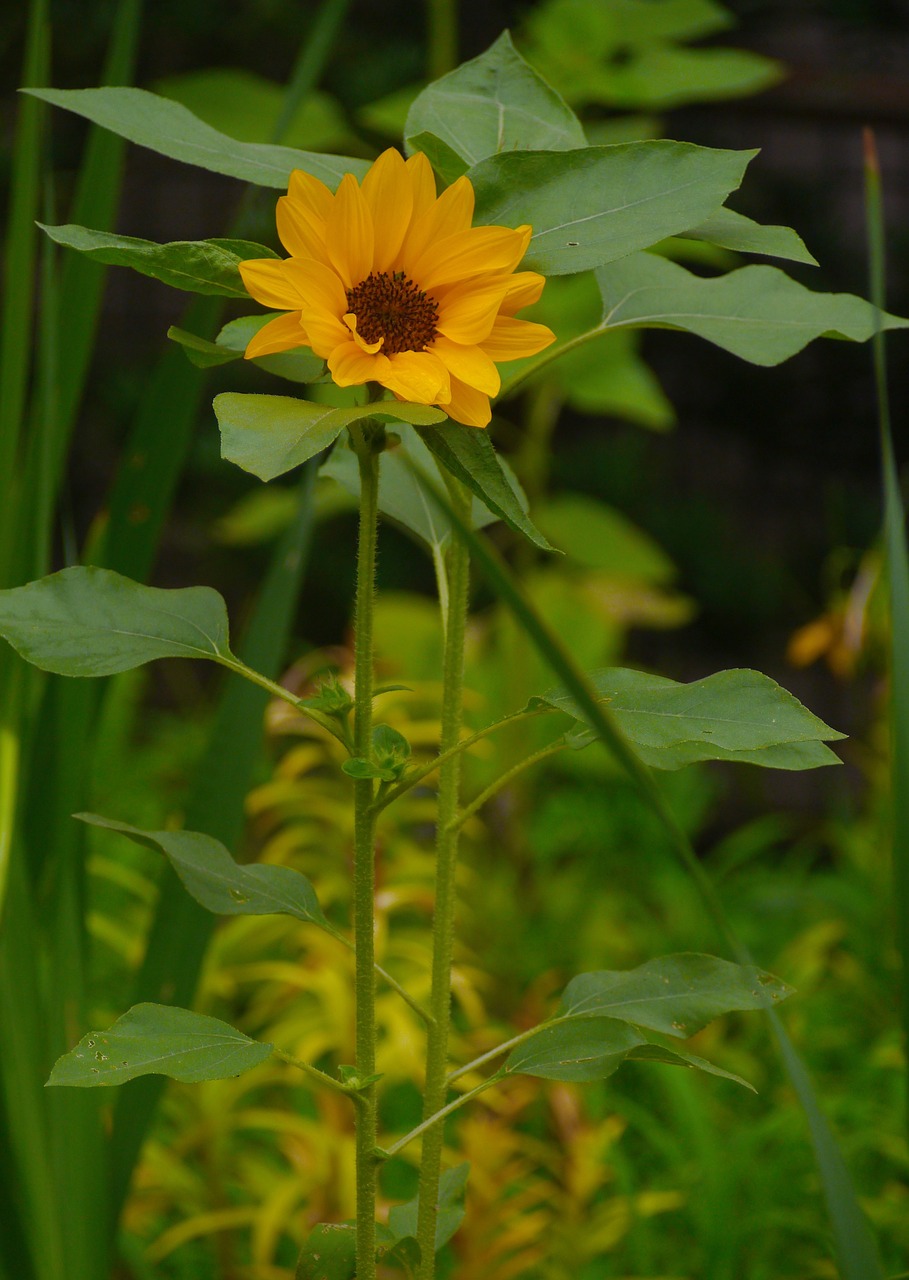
left=350, top=422, right=382, bottom=1280
left=416, top=477, right=472, bottom=1280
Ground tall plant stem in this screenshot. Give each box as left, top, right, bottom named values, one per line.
left=416, top=477, right=472, bottom=1279
left=350, top=422, right=382, bottom=1280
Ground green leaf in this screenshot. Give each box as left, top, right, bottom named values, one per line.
left=38, top=224, right=272, bottom=297
left=676, top=207, right=818, bottom=266
left=596, top=251, right=909, bottom=365
left=417, top=424, right=555, bottom=551
left=558, top=953, right=792, bottom=1038
left=295, top=1224, right=356, bottom=1280
left=625, top=1041, right=754, bottom=1091
left=405, top=131, right=469, bottom=185
left=23, top=86, right=370, bottom=189
left=321, top=424, right=504, bottom=555
left=341, top=757, right=396, bottom=781
left=527, top=666, right=845, bottom=770
left=387, top=1164, right=469, bottom=1251
left=47, top=1004, right=273, bottom=1087
left=0, top=566, right=231, bottom=676
left=75, top=813, right=330, bottom=928
left=537, top=494, right=675, bottom=580
left=405, top=32, right=585, bottom=167
left=505, top=1017, right=645, bottom=1081
left=169, top=314, right=325, bottom=382
left=214, top=393, right=447, bottom=483
left=470, top=141, right=756, bottom=276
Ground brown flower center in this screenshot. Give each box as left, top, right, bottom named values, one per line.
left=346, top=271, right=439, bottom=354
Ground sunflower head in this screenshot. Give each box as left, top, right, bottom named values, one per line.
left=238, top=148, right=556, bottom=428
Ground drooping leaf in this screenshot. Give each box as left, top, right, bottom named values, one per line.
left=47, top=1004, right=273, bottom=1087
left=23, top=86, right=370, bottom=188
left=418, top=423, right=555, bottom=551
left=386, top=1164, right=470, bottom=1251
left=626, top=1041, right=754, bottom=1091
left=75, top=813, right=330, bottom=928
left=527, top=666, right=844, bottom=770
left=505, top=1017, right=646, bottom=1082
left=38, top=224, right=272, bottom=296
left=405, top=131, right=468, bottom=185
left=596, top=251, right=909, bottom=364
left=170, top=314, right=326, bottom=382
left=471, top=141, right=755, bottom=276
left=295, top=1224, right=356, bottom=1280
left=676, top=206, right=818, bottom=265
left=558, top=953, right=792, bottom=1037
left=405, top=32, right=586, bottom=167
left=214, top=393, right=447, bottom=483
left=0, top=566, right=231, bottom=676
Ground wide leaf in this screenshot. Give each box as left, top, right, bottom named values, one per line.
left=215, top=393, right=447, bottom=483
left=47, top=1004, right=272, bottom=1087
left=596, top=251, right=909, bottom=364
left=24, top=86, right=370, bottom=188
left=38, top=225, right=272, bottom=296
left=295, top=1225, right=356, bottom=1280
left=76, top=814, right=330, bottom=927
left=0, top=566, right=231, bottom=676
left=471, top=141, right=755, bottom=275
left=405, top=32, right=586, bottom=166
left=418, top=424, right=555, bottom=551
left=504, top=1017, right=645, bottom=1082
left=558, top=953, right=792, bottom=1038
left=527, top=666, right=845, bottom=770
left=386, top=1163, right=470, bottom=1251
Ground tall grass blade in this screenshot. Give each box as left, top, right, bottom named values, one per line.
left=864, top=128, right=909, bottom=1114
left=429, top=464, right=886, bottom=1279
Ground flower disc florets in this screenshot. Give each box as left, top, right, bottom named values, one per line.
left=238, top=148, right=556, bottom=428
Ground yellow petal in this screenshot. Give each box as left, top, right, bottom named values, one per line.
left=398, top=174, right=475, bottom=268
left=327, top=173, right=375, bottom=290
left=480, top=315, right=556, bottom=362
left=412, top=225, right=531, bottom=293
left=276, top=195, right=329, bottom=262
left=282, top=257, right=348, bottom=317
left=361, top=148, right=412, bottom=273
left=244, top=311, right=309, bottom=360
left=381, top=350, right=451, bottom=405
left=238, top=258, right=302, bottom=309
left=298, top=305, right=350, bottom=359
left=445, top=375, right=492, bottom=428
left=436, top=277, right=511, bottom=344
left=344, top=312, right=384, bottom=354
left=406, top=151, right=438, bottom=223
left=328, top=341, right=390, bottom=387
left=431, top=334, right=500, bottom=396
left=287, top=169, right=334, bottom=221
left=498, top=269, right=546, bottom=315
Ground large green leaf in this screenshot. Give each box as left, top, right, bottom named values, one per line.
left=559, top=953, right=792, bottom=1037
left=405, top=32, right=585, bottom=167
left=38, top=224, right=271, bottom=296
left=0, top=566, right=231, bottom=675
left=295, top=1224, right=356, bottom=1280
left=47, top=1004, right=273, bottom=1087
left=596, top=251, right=909, bottom=364
left=527, top=666, right=844, bottom=770
left=23, top=86, right=370, bottom=189
left=505, top=1017, right=645, bottom=1082
left=676, top=206, right=818, bottom=266
left=470, top=141, right=755, bottom=276
left=417, top=423, right=555, bottom=551
left=215, top=393, right=447, bottom=483
left=75, top=814, right=330, bottom=927
left=386, top=1163, right=469, bottom=1251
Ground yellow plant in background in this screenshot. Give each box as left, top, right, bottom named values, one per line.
left=238, top=148, right=555, bottom=426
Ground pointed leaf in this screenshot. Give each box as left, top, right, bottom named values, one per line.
left=295, top=1224, right=356, bottom=1280
left=597, top=252, right=909, bottom=364
left=559, top=953, right=792, bottom=1038
left=387, top=1164, right=470, bottom=1251
left=505, top=1017, right=645, bottom=1081
left=38, top=224, right=271, bottom=296
left=23, top=86, right=369, bottom=189
left=471, top=141, right=756, bottom=276
left=0, top=566, right=231, bottom=676
left=418, top=424, right=555, bottom=551
left=405, top=32, right=586, bottom=167
left=527, top=666, right=845, bottom=770
left=75, top=814, right=330, bottom=927
left=47, top=1004, right=273, bottom=1087
left=626, top=1041, right=754, bottom=1091
left=405, top=131, right=468, bottom=185
left=677, top=207, right=818, bottom=265
left=214, top=393, right=446, bottom=483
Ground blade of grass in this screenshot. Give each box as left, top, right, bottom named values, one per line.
left=423, top=461, right=886, bottom=1280
left=864, top=128, right=909, bottom=1119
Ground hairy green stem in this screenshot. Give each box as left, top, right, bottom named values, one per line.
left=415, top=478, right=472, bottom=1280
left=447, top=738, right=568, bottom=835
left=350, top=422, right=382, bottom=1280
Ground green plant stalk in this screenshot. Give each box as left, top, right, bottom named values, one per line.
left=427, top=0, right=457, bottom=81
left=350, top=422, right=382, bottom=1280
left=416, top=477, right=472, bottom=1280
left=447, top=738, right=567, bottom=835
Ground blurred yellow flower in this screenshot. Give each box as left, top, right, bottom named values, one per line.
left=239, top=148, right=556, bottom=427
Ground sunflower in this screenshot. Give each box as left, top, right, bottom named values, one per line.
left=238, top=148, right=556, bottom=428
